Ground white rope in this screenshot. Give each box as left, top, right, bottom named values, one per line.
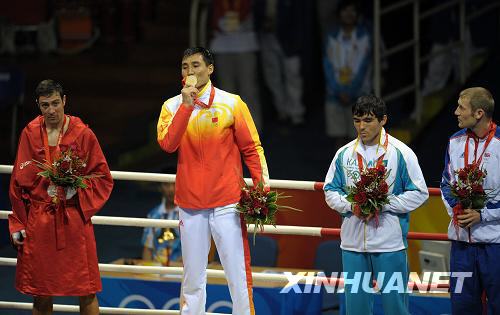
left=0, top=210, right=323, bottom=236
left=0, top=165, right=13, bottom=174
left=0, top=164, right=318, bottom=190
left=0, top=301, right=225, bottom=314
left=0, top=257, right=302, bottom=284
left=0, top=258, right=450, bottom=292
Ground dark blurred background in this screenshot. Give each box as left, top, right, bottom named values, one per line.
left=0, top=0, right=499, bottom=312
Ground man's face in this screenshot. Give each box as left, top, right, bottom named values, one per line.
left=455, top=97, right=481, bottom=129
left=353, top=113, right=387, bottom=145
left=181, top=53, right=214, bottom=89
left=340, top=5, right=358, bottom=27
left=38, top=92, right=66, bottom=126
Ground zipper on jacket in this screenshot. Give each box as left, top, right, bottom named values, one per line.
left=364, top=221, right=367, bottom=251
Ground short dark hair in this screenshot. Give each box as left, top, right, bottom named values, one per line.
left=182, top=47, right=214, bottom=66
left=459, top=87, right=495, bottom=118
left=35, top=79, right=64, bottom=102
left=352, top=95, right=387, bottom=121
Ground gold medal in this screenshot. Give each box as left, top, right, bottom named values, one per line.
left=339, top=66, right=353, bottom=84
left=185, top=75, right=197, bottom=87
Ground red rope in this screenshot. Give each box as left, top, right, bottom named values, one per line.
left=428, top=187, right=441, bottom=196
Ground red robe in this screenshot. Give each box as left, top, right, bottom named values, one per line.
left=8, top=115, right=113, bottom=296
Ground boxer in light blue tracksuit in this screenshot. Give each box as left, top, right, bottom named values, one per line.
left=441, top=87, right=500, bottom=315
left=324, top=95, right=428, bottom=315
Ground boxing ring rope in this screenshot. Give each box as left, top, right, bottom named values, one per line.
left=0, top=165, right=449, bottom=313
left=0, top=256, right=449, bottom=292
left=0, top=301, right=222, bottom=315
left=0, top=210, right=449, bottom=240
left=0, top=165, right=442, bottom=195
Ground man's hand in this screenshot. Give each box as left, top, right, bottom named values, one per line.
left=11, top=229, right=26, bottom=248
left=457, top=209, right=481, bottom=228
left=181, top=75, right=198, bottom=107
left=181, top=85, right=198, bottom=107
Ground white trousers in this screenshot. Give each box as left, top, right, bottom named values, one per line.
left=260, top=33, right=305, bottom=122
left=179, top=204, right=254, bottom=315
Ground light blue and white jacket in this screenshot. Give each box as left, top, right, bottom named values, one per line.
left=323, top=24, right=372, bottom=103
left=141, top=201, right=182, bottom=261
left=440, top=125, right=500, bottom=243
left=324, top=129, right=429, bottom=252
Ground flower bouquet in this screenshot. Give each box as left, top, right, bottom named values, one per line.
left=346, top=164, right=391, bottom=225
left=236, top=181, right=301, bottom=244
left=451, top=163, right=488, bottom=233
left=33, top=144, right=102, bottom=203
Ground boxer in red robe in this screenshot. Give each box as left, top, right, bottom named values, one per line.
left=8, top=79, right=113, bottom=315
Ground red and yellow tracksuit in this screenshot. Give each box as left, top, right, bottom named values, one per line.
left=157, top=81, right=268, bottom=315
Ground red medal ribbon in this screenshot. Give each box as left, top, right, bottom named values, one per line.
left=464, top=122, right=496, bottom=167
left=193, top=84, right=215, bottom=109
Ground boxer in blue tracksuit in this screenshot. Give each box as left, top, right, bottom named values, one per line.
left=441, top=87, right=500, bottom=314
left=324, top=95, right=428, bottom=315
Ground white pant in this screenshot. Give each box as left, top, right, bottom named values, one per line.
left=260, top=33, right=305, bottom=122
left=179, top=204, right=254, bottom=315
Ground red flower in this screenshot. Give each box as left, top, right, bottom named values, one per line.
left=472, top=184, right=484, bottom=194
left=261, top=206, right=269, bottom=216
left=60, top=160, right=71, bottom=172
left=359, top=175, right=368, bottom=185
left=59, top=144, right=68, bottom=152
left=353, top=204, right=362, bottom=216
left=354, top=191, right=367, bottom=204
left=377, top=164, right=386, bottom=176
left=379, top=181, right=389, bottom=194
left=458, top=169, right=468, bottom=181
left=241, top=189, right=250, bottom=201
left=456, top=188, right=468, bottom=199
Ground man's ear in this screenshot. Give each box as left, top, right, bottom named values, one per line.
left=474, top=108, right=484, bottom=120
left=208, top=64, right=214, bottom=76
left=380, top=115, right=388, bottom=126
left=62, top=95, right=67, bottom=107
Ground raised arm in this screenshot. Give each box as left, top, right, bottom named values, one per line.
left=157, top=99, right=193, bottom=153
